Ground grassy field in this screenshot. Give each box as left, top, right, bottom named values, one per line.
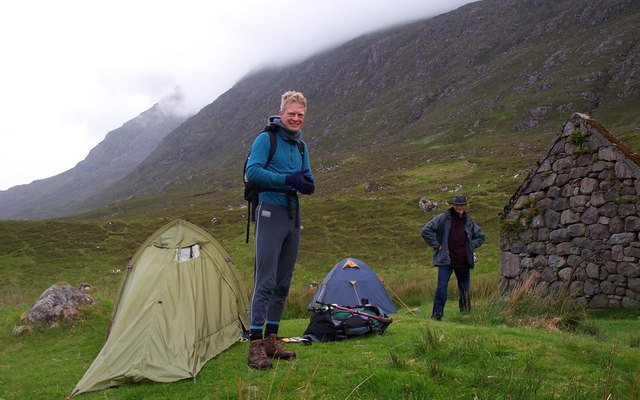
left=1, top=155, right=639, bottom=399
left=1, top=291, right=639, bottom=399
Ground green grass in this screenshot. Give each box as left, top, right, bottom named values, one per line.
left=1, top=294, right=639, bottom=399
left=1, top=156, right=639, bottom=399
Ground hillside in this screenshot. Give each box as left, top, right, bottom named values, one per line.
left=1, top=0, right=639, bottom=220
left=78, top=0, right=640, bottom=217
left=0, top=92, right=189, bottom=220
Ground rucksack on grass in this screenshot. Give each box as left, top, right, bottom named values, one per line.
left=303, top=301, right=393, bottom=342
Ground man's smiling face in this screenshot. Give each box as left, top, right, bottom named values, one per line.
left=279, top=101, right=305, bottom=132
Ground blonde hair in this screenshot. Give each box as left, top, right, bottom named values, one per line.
left=280, top=91, right=307, bottom=112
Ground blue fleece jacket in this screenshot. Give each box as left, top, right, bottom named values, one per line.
left=245, top=116, right=314, bottom=208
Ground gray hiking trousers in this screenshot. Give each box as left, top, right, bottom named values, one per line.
left=249, top=201, right=301, bottom=328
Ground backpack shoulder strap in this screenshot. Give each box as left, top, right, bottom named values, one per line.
left=296, top=140, right=304, bottom=158
left=264, top=122, right=303, bottom=164
left=265, top=129, right=277, bottom=167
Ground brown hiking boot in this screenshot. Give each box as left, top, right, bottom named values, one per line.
left=264, top=333, right=296, bottom=359
left=248, top=339, right=272, bottom=370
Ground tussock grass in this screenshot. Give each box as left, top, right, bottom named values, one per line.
left=499, top=275, right=590, bottom=334
left=413, top=323, right=442, bottom=357
left=2, top=278, right=639, bottom=399
left=283, top=286, right=317, bottom=319
left=461, top=274, right=599, bottom=336
left=0, top=285, right=34, bottom=307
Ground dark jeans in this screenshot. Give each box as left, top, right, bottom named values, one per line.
left=432, top=266, right=471, bottom=318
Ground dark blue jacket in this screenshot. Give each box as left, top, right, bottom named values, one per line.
left=421, top=208, right=485, bottom=268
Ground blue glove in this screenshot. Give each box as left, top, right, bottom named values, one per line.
left=285, top=169, right=315, bottom=194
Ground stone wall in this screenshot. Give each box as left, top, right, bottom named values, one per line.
left=499, top=113, right=640, bottom=309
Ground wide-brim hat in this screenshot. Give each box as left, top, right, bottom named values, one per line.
left=452, top=194, right=468, bottom=205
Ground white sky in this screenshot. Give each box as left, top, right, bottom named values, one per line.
left=0, top=0, right=474, bottom=191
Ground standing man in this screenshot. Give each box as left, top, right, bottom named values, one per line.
left=244, top=91, right=314, bottom=369
left=421, top=194, right=485, bottom=321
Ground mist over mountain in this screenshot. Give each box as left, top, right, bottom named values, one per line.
left=2, top=0, right=639, bottom=220
left=0, top=92, right=189, bottom=219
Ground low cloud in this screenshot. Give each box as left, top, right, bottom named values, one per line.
left=0, top=0, right=474, bottom=190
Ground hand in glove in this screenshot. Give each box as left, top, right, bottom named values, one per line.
left=285, top=169, right=315, bottom=194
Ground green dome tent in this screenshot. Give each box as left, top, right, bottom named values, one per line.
left=71, top=220, right=249, bottom=396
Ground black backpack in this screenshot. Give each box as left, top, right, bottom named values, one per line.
left=243, top=125, right=304, bottom=243
left=303, top=302, right=393, bottom=342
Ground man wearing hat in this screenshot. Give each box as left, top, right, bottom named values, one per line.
left=421, top=194, right=486, bottom=320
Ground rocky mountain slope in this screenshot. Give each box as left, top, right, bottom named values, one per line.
left=3, top=0, right=639, bottom=219
left=0, top=93, right=189, bottom=219
left=90, top=0, right=639, bottom=208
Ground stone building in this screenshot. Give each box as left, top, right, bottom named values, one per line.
left=499, top=113, right=640, bottom=309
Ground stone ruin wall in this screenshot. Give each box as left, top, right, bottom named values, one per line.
left=500, top=114, right=640, bottom=309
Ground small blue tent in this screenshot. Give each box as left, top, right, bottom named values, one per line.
left=308, top=258, right=396, bottom=314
